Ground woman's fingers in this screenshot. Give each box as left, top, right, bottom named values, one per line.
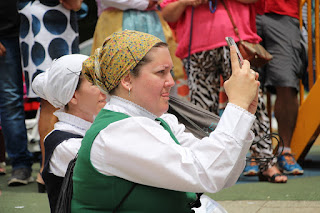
left=230, top=46, right=253, bottom=76
left=224, top=46, right=260, bottom=112
left=249, top=69, right=259, bottom=81
left=229, top=46, right=245, bottom=73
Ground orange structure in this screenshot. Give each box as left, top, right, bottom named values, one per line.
left=290, top=0, right=320, bottom=161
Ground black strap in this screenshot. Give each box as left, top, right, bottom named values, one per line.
left=112, top=183, right=137, bottom=213
left=220, top=0, right=242, bottom=41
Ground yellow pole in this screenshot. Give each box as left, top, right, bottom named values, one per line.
left=315, top=0, right=319, bottom=80
left=300, top=0, right=306, bottom=104
left=300, top=0, right=306, bottom=27
left=308, top=0, right=314, bottom=89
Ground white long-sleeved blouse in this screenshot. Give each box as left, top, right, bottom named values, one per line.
left=99, top=0, right=150, bottom=11
left=47, top=110, right=92, bottom=177
left=90, top=96, right=255, bottom=193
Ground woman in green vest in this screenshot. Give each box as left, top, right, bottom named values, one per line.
left=71, top=30, right=260, bottom=212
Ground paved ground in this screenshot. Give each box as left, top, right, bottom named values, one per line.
left=219, top=200, right=320, bottom=213
left=1, top=140, right=319, bottom=213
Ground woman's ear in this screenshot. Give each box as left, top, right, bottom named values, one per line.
left=69, top=92, right=78, bottom=105
left=120, top=73, right=132, bottom=91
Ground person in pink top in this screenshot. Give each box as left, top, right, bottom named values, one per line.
left=161, top=0, right=287, bottom=183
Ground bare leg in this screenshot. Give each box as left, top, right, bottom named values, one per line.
left=37, top=99, right=58, bottom=186
left=274, top=87, right=303, bottom=175
left=274, top=87, right=298, bottom=148
left=249, top=89, right=287, bottom=182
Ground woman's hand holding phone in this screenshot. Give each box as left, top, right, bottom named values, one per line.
left=225, top=37, right=243, bottom=68
left=224, top=44, right=260, bottom=115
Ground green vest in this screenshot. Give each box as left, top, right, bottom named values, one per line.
left=71, top=109, right=197, bottom=213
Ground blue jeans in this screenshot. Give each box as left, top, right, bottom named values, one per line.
left=0, top=37, right=33, bottom=170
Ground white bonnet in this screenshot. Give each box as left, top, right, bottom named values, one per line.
left=32, top=54, right=89, bottom=108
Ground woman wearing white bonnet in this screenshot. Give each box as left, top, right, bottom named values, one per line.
left=32, top=54, right=107, bottom=213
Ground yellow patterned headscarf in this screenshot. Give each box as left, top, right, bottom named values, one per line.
left=83, top=30, right=162, bottom=93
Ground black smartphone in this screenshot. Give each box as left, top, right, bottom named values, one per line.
left=225, top=37, right=244, bottom=68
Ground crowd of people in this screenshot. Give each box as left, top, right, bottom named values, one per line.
left=0, top=0, right=306, bottom=212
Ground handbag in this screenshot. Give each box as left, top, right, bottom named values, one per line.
left=221, top=0, right=273, bottom=68
left=168, top=95, right=220, bottom=139
left=168, top=95, right=283, bottom=164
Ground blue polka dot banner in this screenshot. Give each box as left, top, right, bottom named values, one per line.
left=19, top=1, right=79, bottom=98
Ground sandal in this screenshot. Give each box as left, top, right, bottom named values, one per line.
left=258, top=172, right=287, bottom=183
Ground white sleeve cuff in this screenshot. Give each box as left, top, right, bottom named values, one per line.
left=100, top=0, right=149, bottom=11
left=215, top=103, right=255, bottom=142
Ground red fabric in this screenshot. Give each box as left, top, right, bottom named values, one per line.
left=255, top=0, right=299, bottom=19
left=160, top=0, right=261, bottom=59
left=176, top=68, right=190, bottom=100
left=23, top=73, right=40, bottom=112
left=24, top=101, right=40, bottom=112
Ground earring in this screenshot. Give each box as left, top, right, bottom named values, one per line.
left=128, top=88, right=131, bottom=97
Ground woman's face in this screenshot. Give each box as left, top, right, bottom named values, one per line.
left=130, top=46, right=175, bottom=117
left=74, top=77, right=107, bottom=122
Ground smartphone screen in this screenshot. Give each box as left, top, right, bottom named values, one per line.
left=225, top=37, right=244, bottom=68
